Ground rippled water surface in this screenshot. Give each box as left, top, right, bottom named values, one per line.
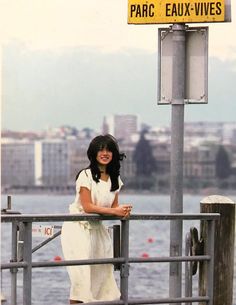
left=1, top=193, right=236, bottom=304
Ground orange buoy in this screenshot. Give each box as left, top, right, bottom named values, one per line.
left=141, top=252, right=149, bottom=258
left=54, top=255, right=62, bottom=261
left=147, top=238, right=154, bottom=243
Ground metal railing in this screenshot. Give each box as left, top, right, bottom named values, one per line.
left=1, top=212, right=220, bottom=305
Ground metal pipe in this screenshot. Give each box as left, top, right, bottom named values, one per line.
left=206, top=220, right=215, bottom=305
left=17, top=222, right=25, bottom=262
left=85, top=300, right=124, bottom=305
left=120, top=219, right=129, bottom=305
left=7, top=195, right=12, bottom=210
left=85, top=296, right=209, bottom=305
left=184, top=233, right=192, bottom=305
left=116, top=296, right=209, bottom=304
left=31, top=230, right=61, bottom=254
left=113, top=225, right=121, bottom=271
left=1, top=262, right=28, bottom=269
left=10, top=222, right=18, bottom=305
left=128, top=255, right=209, bottom=263
left=169, top=23, right=186, bottom=304
left=23, top=222, right=32, bottom=305
left=1, top=213, right=220, bottom=223
left=1, top=255, right=210, bottom=270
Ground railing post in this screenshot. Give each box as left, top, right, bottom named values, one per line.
left=11, top=222, right=18, bottom=305
left=206, top=220, right=215, bottom=305
left=17, top=222, right=25, bottom=262
left=22, top=222, right=32, bottom=305
left=113, top=225, right=121, bottom=271
left=184, top=232, right=192, bottom=305
left=7, top=195, right=12, bottom=210
left=120, top=219, right=129, bottom=305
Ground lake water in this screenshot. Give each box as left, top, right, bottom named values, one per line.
left=1, top=193, right=236, bottom=304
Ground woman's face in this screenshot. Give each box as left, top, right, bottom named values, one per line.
left=96, top=148, right=113, bottom=166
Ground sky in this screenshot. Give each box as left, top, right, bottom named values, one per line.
left=0, top=0, right=236, bottom=132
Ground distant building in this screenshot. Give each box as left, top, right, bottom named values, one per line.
left=35, top=140, right=69, bottom=186
left=184, top=144, right=217, bottom=188
left=185, top=121, right=236, bottom=145
left=119, top=142, right=136, bottom=182
left=1, top=139, right=35, bottom=187
left=221, top=122, right=236, bottom=144
left=185, top=122, right=223, bottom=140
left=102, top=114, right=139, bottom=142
left=152, top=142, right=171, bottom=189
left=67, top=138, right=91, bottom=184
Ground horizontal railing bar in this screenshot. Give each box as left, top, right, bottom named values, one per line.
left=1, top=255, right=210, bottom=270
left=32, top=258, right=125, bottom=268
left=0, top=258, right=125, bottom=269
left=85, top=301, right=124, bottom=305
left=129, top=255, right=210, bottom=263
left=31, top=255, right=211, bottom=267
left=85, top=296, right=210, bottom=305
left=127, top=296, right=210, bottom=304
left=1, top=212, right=220, bottom=222
left=1, top=262, right=28, bottom=269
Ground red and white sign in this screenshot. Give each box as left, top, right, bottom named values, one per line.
left=32, top=225, right=54, bottom=237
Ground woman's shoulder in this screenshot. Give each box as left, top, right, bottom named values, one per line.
left=75, top=168, right=92, bottom=191
left=76, top=168, right=92, bottom=181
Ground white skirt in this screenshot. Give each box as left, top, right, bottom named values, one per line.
left=61, top=220, right=121, bottom=303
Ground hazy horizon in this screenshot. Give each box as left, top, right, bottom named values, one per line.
left=2, top=43, right=236, bottom=133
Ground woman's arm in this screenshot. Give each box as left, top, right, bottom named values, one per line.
left=111, top=193, right=119, bottom=208
left=79, top=187, right=131, bottom=217
left=111, top=193, right=132, bottom=217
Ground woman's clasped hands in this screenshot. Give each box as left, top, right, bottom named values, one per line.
left=114, top=205, right=132, bottom=218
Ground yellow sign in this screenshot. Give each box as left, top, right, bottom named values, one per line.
left=128, top=0, right=225, bottom=24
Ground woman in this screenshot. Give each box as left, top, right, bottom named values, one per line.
left=61, top=134, right=132, bottom=304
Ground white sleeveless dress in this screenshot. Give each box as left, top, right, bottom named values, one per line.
left=61, top=169, right=122, bottom=303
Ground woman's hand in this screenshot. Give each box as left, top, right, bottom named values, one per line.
left=113, top=204, right=132, bottom=218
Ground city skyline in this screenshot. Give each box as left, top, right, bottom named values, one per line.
left=2, top=111, right=236, bottom=135
left=1, top=1, right=236, bottom=132
left=2, top=119, right=236, bottom=192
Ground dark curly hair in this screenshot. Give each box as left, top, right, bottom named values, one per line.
left=76, top=134, right=125, bottom=191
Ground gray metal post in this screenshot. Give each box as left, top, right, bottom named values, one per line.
left=206, top=220, right=215, bottom=305
left=169, top=23, right=186, bottom=303
left=11, top=222, right=18, bottom=305
left=17, top=222, right=25, bottom=262
left=23, top=222, right=32, bottom=305
left=7, top=195, right=12, bottom=210
left=184, top=232, right=192, bottom=305
left=120, top=219, right=129, bottom=305
left=113, top=225, right=121, bottom=271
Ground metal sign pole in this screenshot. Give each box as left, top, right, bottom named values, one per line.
left=169, top=23, right=186, bottom=304
left=128, top=0, right=231, bottom=303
